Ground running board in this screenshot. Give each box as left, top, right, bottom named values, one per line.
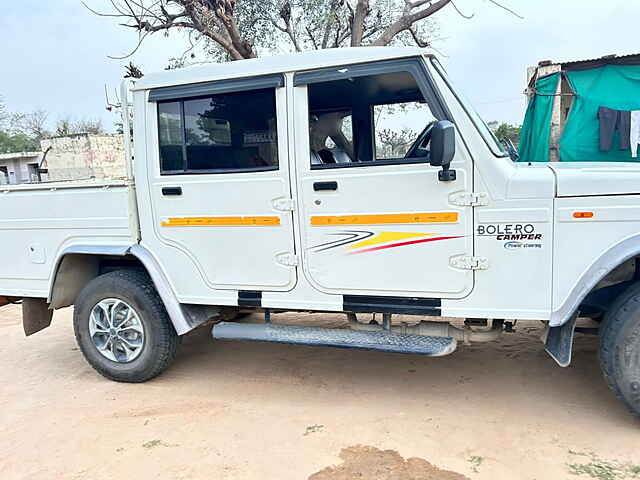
left=212, top=322, right=457, bottom=356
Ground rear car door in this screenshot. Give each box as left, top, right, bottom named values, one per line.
left=291, top=58, right=474, bottom=299
left=147, top=75, right=297, bottom=291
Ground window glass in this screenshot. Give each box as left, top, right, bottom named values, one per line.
left=431, top=58, right=507, bottom=157
left=307, top=71, right=436, bottom=168
left=158, top=88, right=279, bottom=174
left=310, top=111, right=354, bottom=164
left=158, top=102, right=183, bottom=171
left=374, top=102, right=435, bottom=159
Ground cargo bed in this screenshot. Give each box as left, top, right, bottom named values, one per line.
left=0, top=179, right=136, bottom=298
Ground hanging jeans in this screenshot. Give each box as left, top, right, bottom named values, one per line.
left=598, top=106, right=631, bottom=151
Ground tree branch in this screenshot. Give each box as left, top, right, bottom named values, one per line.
left=320, top=0, right=339, bottom=50
left=372, top=0, right=451, bottom=46
left=486, top=0, right=524, bottom=19
left=275, top=1, right=302, bottom=52
left=451, top=1, right=473, bottom=19
left=350, top=0, right=369, bottom=46
left=408, top=26, right=430, bottom=47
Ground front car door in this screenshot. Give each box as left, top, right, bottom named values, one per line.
left=292, top=58, right=474, bottom=299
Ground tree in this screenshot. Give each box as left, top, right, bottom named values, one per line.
left=491, top=122, right=520, bottom=145
left=88, top=0, right=520, bottom=64
left=0, top=131, right=39, bottom=154
left=0, top=96, right=8, bottom=130
left=377, top=127, right=416, bottom=158
left=0, top=97, right=47, bottom=153
left=54, top=117, right=105, bottom=136
left=10, top=109, right=50, bottom=141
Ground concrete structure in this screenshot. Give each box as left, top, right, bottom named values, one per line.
left=0, top=152, right=43, bottom=185
left=40, top=133, right=125, bottom=182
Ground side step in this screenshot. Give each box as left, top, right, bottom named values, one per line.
left=212, top=322, right=457, bottom=356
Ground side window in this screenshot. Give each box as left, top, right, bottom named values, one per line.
left=158, top=88, right=279, bottom=174
left=310, top=111, right=354, bottom=165
left=374, top=102, right=435, bottom=159
left=307, top=71, right=436, bottom=168
left=158, top=102, right=183, bottom=172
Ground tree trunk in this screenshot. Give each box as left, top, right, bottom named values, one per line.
left=350, top=0, right=369, bottom=46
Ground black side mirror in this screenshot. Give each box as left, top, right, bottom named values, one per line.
left=430, top=120, right=456, bottom=181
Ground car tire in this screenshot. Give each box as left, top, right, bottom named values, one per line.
left=73, top=269, right=179, bottom=382
left=599, top=281, right=640, bottom=416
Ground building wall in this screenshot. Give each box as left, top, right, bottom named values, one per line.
left=0, top=154, right=42, bottom=185
left=40, top=134, right=126, bottom=182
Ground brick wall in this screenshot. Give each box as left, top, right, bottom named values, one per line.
left=40, top=134, right=126, bottom=181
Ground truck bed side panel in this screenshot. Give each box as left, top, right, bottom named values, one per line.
left=0, top=184, right=133, bottom=298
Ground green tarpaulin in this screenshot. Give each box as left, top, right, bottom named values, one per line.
left=518, top=73, right=559, bottom=163
left=559, top=65, right=640, bottom=162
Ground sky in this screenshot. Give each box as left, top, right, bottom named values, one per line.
left=2, top=0, right=639, bottom=132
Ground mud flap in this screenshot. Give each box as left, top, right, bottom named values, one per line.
left=544, top=314, right=577, bottom=367
left=22, top=298, right=53, bottom=336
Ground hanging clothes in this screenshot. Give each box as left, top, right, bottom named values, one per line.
left=598, top=106, right=631, bottom=151
left=631, top=111, right=640, bottom=158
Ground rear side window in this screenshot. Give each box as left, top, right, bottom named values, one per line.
left=158, top=88, right=279, bottom=174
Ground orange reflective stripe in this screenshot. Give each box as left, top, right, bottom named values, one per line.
left=310, top=212, right=459, bottom=226
left=161, top=216, right=281, bottom=227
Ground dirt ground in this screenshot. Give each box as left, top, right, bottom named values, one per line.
left=1, top=305, right=639, bottom=480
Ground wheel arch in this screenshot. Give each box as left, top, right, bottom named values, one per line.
left=48, top=244, right=196, bottom=335
left=550, top=233, right=640, bottom=327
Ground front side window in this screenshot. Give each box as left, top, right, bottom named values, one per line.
left=307, top=71, right=436, bottom=168
left=430, top=58, right=507, bottom=157
left=374, top=102, right=435, bottom=159
left=158, top=88, right=279, bottom=174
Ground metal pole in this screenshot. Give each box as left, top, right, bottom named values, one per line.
left=382, top=313, right=391, bottom=331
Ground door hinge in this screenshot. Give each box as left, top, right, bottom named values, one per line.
left=272, top=197, right=296, bottom=212
left=276, top=253, right=299, bottom=267
left=450, top=255, right=489, bottom=271
left=449, top=192, right=489, bottom=207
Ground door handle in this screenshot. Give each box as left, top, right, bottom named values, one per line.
left=162, top=186, right=182, bottom=196
left=313, top=181, right=338, bottom=191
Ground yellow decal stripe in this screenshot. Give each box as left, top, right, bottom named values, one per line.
left=347, top=232, right=435, bottom=250
left=310, top=212, right=458, bottom=226
left=161, top=216, right=281, bottom=227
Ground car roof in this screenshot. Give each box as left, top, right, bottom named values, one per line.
left=133, top=47, right=432, bottom=91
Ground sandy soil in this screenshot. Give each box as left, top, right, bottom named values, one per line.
left=1, top=304, right=639, bottom=480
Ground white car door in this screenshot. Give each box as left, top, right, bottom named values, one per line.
left=291, top=59, right=474, bottom=300
left=147, top=75, right=297, bottom=292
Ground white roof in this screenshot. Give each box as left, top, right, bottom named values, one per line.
left=134, top=47, right=431, bottom=91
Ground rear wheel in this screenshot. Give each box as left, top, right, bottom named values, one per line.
left=73, top=270, right=179, bottom=382
left=599, top=281, right=640, bottom=416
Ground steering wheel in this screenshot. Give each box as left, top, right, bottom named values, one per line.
left=404, top=120, right=437, bottom=159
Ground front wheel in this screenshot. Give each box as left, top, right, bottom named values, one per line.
left=599, top=281, right=640, bottom=416
left=73, top=270, right=179, bottom=382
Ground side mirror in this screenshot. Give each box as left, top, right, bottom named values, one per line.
left=430, top=120, right=456, bottom=181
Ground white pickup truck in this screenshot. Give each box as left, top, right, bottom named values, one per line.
left=2, top=47, right=640, bottom=417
